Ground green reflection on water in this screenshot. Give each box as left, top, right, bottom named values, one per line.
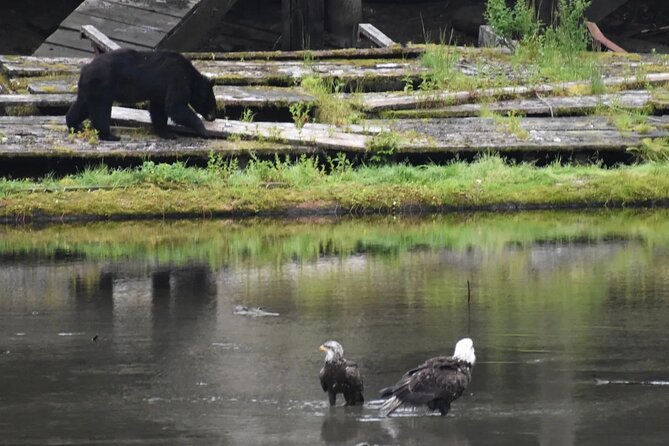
left=2, top=210, right=668, bottom=267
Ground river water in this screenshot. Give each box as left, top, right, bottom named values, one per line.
left=1, top=211, right=669, bottom=445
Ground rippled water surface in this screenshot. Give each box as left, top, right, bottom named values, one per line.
left=1, top=211, right=669, bottom=445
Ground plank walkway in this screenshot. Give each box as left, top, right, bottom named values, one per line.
left=1, top=108, right=667, bottom=159
left=33, top=0, right=239, bottom=57
left=1, top=49, right=668, bottom=162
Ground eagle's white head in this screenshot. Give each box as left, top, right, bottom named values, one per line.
left=319, top=340, right=344, bottom=363
left=452, top=337, right=476, bottom=365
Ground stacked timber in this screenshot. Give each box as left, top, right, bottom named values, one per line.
left=1, top=45, right=669, bottom=162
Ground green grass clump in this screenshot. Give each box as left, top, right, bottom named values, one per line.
left=300, top=76, right=361, bottom=126
left=485, top=0, right=541, bottom=41
left=628, top=138, right=669, bottom=162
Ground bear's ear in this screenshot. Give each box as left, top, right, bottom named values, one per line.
left=209, top=78, right=215, bottom=87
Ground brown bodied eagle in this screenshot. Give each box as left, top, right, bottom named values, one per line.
left=379, top=337, right=476, bottom=416
left=319, top=340, right=364, bottom=406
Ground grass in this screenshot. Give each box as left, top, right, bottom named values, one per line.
left=300, top=76, right=361, bottom=126
left=3, top=154, right=669, bottom=220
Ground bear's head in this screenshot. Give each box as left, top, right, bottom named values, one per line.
left=191, top=76, right=217, bottom=122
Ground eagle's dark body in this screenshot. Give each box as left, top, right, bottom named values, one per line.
left=319, top=341, right=364, bottom=406
left=379, top=338, right=476, bottom=417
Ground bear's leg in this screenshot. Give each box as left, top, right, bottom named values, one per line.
left=149, top=101, right=175, bottom=139
left=65, top=97, right=88, bottom=132
left=166, top=85, right=208, bottom=137
left=89, top=100, right=120, bottom=141
left=167, top=103, right=208, bottom=137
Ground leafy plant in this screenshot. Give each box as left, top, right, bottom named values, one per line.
left=67, top=121, right=99, bottom=144
left=368, top=131, right=401, bottom=164
left=627, top=138, right=669, bottom=162
left=289, top=102, right=312, bottom=129
left=240, top=108, right=256, bottom=123
left=485, top=0, right=541, bottom=41
left=301, top=76, right=360, bottom=126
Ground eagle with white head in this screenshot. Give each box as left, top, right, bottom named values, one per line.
left=380, top=337, right=476, bottom=416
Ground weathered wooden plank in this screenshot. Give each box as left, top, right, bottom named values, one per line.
left=0, top=94, right=75, bottom=108
left=111, top=106, right=369, bottom=151
left=184, top=45, right=427, bottom=61
left=42, top=29, right=150, bottom=55
left=1, top=113, right=666, bottom=157
left=16, top=85, right=315, bottom=109
left=32, top=45, right=95, bottom=58
left=67, top=13, right=164, bottom=49
left=360, top=72, right=669, bottom=112
left=0, top=56, right=426, bottom=86
left=27, top=79, right=78, bottom=95
left=213, top=86, right=315, bottom=108
left=69, top=1, right=179, bottom=33
left=379, top=115, right=669, bottom=132
left=80, top=25, right=122, bottom=53
left=358, top=23, right=396, bottom=48
left=383, top=91, right=658, bottom=118
left=0, top=123, right=317, bottom=158
left=102, top=0, right=201, bottom=19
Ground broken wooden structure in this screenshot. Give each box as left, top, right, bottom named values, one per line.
left=2, top=44, right=669, bottom=168
left=34, top=0, right=242, bottom=57
left=33, top=0, right=367, bottom=56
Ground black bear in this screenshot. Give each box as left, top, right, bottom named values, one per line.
left=66, top=49, right=217, bottom=141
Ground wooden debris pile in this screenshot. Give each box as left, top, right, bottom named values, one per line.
left=1, top=45, right=669, bottom=161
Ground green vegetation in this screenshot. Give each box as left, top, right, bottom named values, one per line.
left=482, top=0, right=599, bottom=83
left=628, top=138, right=669, bottom=162
left=2, top=209, right=669, bottom=273
left=67, top=121, right=100, bottom=144
left=240, top=108, right=256, bottom=123
left=289, top=102, right=312, bottom=128
left=300, top=76, right=361, bottom=126
left=3, top=154, right=669, bottom=220
left=489, top=110, right=530, bottom=139
left=484, top=0, right=540, bottom=41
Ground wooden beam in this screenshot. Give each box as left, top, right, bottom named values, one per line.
left=110, top=106, right=369, bottom=151
left=80, top=25, right=122, bottom=54
left=282, top=0, right=325, bottom=50
left=358, top=23, right=395, bottom=48
left=359, top=72, right=669, bottom=112
left=586, top=21, right=627, bottom=53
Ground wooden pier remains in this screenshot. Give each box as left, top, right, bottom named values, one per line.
left=34, top=0, right=240, bottom=57
left=1, top=45, right=669, bottom=164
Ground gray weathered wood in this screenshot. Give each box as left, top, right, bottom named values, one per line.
left=110, top=106, right=369, bottom=151
left=282, top=0, right=324, bottom=50
left=360, top=72, right=669, bottom=112
left=80, top=25, right=122, bottom=53
left=358, top=23, right=396, bottom=48
left=16, top=84, right=316, bottom=109
left=2, top=113, right=667, bottom=157
left=0, top=94, right=75, bottom=108
left=383, top=91, right=659, bottom=118
left=33, top=0, right=239, bottom=56
left=0, top=56, right=427, bottom=86
left=0, top=116, right=317, bottom=158
left=478, top=25, right=517, bottom=51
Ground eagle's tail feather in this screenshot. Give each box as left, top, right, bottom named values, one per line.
left=379, top=386, right=394, bottom=398
left=380, top=396, right=403, bottom=417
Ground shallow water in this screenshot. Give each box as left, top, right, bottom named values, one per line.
left=1, top=211, right=669, bottom=445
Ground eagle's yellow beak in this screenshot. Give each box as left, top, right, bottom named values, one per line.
left=319, top=345, right=327, bottom=352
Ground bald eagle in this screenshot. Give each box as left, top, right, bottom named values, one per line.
left=379, top=337, right=476, bottom=416
left=319, top=340, right=364, bottom=406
